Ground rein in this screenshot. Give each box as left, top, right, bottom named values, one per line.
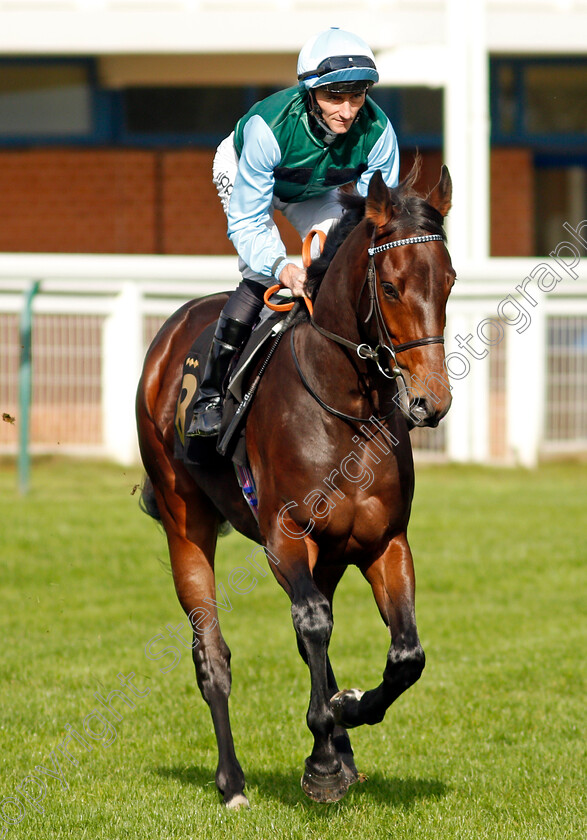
left=289, top=325, right=398, bottom=424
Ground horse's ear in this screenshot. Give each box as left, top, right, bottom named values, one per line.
left=426, top=165, right=452, bottom=218
left=365, top=170, right=394, bottom=229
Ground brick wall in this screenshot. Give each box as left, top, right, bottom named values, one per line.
left=0, top=148, right=305, bottom=255
left=0, top=150, right=157, bottom=253
left=161, top=150, right=223, bottom=254
left=490, top=148, right=535, bottom=256
left=0, top=147, right=535, bottom=256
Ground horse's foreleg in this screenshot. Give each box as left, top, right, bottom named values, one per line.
left=294, top=635, right=359, bottom=785
left=291, top=576, right=350, bottom=802
left=150, top=468, right=248, bottom=809
left=304, top=564, right=359, bottom=785
left=332, top=534, right=425, bottom=728
left=268, top=542, right=349, bottom=803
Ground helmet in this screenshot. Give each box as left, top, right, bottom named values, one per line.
left=297, top=27, right=379, bottom=92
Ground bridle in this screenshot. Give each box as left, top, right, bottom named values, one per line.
left=290, top=232, right=447, bottom=423
left=308, top=232, right=446, bottom=379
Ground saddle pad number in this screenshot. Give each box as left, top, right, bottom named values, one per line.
left=175, top=369, right=198, bottom=446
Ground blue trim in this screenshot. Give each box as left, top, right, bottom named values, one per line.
left=116, top=130, right=231, bottom=148
left=1, top=55, right=585, bottom=158
left=535, top=152, right=587, bottom=168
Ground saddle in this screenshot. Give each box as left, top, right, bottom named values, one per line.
left=174, top=231, right=321, bottom=514
left=174, top=304, right=293, bottom=470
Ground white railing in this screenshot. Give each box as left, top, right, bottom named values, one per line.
left=1, top=253, right=586, bottom=466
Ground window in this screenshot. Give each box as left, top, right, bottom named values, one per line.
left=492, top=58, right=587, bottom=145
left=0, top=63, right=444, bottom=151
left=526, top=64, right=587, bottom=135
left=371, top=86, right=443, bottom=149
left=534, top=161, right=587, bottom=255
left=0, top=60, right=106, bottom=143
left=119, top=84, right=443, bottom=148
left=492, top=58, right=587, bottom=254
left=119, top=86, right=279, bottom=146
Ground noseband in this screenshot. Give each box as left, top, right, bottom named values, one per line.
left=309, top=233, right=446, bottom=379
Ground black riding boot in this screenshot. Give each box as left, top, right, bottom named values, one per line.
left=186, top=314, right=253, bottom=438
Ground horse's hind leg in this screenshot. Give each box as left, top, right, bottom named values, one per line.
left=147, top=458, right=248, bottom=809
left=331, top=534, right=425, bottom=729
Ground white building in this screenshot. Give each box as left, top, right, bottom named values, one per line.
left=1, top=1, right=586, bottom=465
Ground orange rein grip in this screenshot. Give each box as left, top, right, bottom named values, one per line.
left=264, top=284, right=295, bottom=311
left=263, top=229, right=325, bottom=315
left=263, top=285, right=314, bottom=316
left=301, top=229, right=327, bottom=268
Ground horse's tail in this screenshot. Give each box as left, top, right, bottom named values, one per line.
left=139, top=475, right=161, bottom=521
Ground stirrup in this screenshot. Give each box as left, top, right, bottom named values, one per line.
left=187, top=397, right=222, bottom=438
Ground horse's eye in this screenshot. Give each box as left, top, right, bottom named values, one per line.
left=381, top=282, right=399, bottom=300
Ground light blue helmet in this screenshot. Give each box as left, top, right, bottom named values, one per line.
left=297, top=27, right=379, bottom=92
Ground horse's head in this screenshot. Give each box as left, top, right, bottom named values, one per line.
left=363, top=165, right=455, bottom=428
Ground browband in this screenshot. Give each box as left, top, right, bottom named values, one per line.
left=368, top=234, right=444, bottom=256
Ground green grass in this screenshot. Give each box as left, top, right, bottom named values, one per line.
left=0, top=457, right=585, bottom=839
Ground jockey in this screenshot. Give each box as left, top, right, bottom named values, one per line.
left=188, top=26, right=400, bottom=438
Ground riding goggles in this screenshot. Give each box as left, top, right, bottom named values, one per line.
left=298, top=54, right=377, bottom=82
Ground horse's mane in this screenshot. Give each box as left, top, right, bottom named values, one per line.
left=305, top=166, right=446, bottom=302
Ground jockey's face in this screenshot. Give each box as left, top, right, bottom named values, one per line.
left=314, top=89, right=366, bottom=134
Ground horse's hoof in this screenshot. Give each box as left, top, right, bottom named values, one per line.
left=330, top=688, right=364, bottom=728
left=225, top=793, right=250, bottom=810
left=301, top=764, right=349, bottom=803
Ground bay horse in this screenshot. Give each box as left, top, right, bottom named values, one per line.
left=136, top=163, right=455, bottom=808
